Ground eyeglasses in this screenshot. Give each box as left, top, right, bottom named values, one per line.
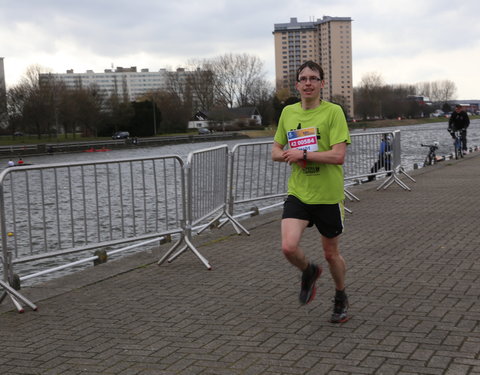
left=297, top=76, right=322, bottom=83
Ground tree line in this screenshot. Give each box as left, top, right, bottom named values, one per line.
left=1, top=56, right=460, bottom=139
left=354, top=72, right=458, bottom=120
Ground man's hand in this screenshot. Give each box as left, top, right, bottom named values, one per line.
left=282, top=148, right=307, bottom=168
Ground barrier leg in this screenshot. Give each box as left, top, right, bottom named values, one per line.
left=198, top=210, right=250, bottom=236
left=376, top=174, right=411, bottom=191
left=158, top=232, right=212, bottom=270
left=158, top=237, right=183, bottom=265
left=344, top=188, right=360, bottom=202
left=0, top=279, right=38, bottom=313
left=399, top=167, right=416, bottom=183
left=223, top=211, right=250, bottom=235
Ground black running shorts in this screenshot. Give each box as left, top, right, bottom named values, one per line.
left=282, top=195, right=344, bottom=238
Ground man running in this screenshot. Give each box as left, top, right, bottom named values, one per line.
left=271, top=61, right=351, bottom=323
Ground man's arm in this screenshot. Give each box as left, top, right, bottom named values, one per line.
left=271, top=141, right=286, bottom=162
left=448, top=113, right=454, bottom=126
left=281, top=142, right=347, bottom=166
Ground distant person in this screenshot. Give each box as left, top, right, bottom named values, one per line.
left=7, top=159, right=14, bottom=167
left=17, top=158, right=24, bottom=165
left=368, top=134, right=392, bottom=181
left=448, top=104, right=470, bottom=153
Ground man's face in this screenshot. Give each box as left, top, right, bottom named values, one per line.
left=295, top=66, right=324, bottom=100
left=455, top=106, right=462, bottom=113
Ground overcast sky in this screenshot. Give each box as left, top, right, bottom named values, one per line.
left=1, top=0, right=479, bottom=99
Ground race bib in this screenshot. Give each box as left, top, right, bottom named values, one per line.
left=287, top=127, right=318, bottom=151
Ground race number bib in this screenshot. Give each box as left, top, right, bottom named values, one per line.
left=287, top=127, right=318, bottom=151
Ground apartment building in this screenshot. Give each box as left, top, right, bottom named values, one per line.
left=40, top=66, right=192, bottom=103
left=273, top=16, right=353, bottom=117
left=0, top=57, right=7, bottom=128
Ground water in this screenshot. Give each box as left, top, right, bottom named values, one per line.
left=3, top=119, right=479, bottom=169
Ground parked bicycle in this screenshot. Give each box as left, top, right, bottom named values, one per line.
left=452, top=130, right=464, bottom=160
left=421, top=142, right=439, bottom=166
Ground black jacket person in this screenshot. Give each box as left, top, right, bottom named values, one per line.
left=448, top=104, right=470, bottom=151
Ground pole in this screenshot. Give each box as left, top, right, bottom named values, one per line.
left=152, top=99, right=156, bottom=136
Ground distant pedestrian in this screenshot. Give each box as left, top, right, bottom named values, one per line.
left=271, top=60, right=351, bottom=323
left=17, top=158, right=24, bottom=165
left=368, top=133, right=392, bottom=181
left=448, top=104, right=470, bottom=153
left=7, top=159, right=14, bottom=167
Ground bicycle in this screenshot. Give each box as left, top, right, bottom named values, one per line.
left=452, top=130, right=464, bottom=160
left=420, top=142, right=439, bottom=166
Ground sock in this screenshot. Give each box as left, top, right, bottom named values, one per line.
left=335, top=289, right=347, bottom=301
left=302, top=263, right=315, bottom=278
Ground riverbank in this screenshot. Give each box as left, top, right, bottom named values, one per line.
left=0, top=132, right=251, bottom=157
left=2, top=116, right=478, bottom=156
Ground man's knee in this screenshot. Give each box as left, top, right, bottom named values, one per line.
left=324, top=252, right=336, bottom=263
left=281, top=241, right=298, bottom=257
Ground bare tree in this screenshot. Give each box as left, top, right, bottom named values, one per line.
left=415, top=82, right=432, bottom=99
left=15, top=65, right=58, bottom=138
left=185, top=59, right=215, bottom=112
left=249, top=79, right=275, bottom=125
left=415, top=80, right=457, bottom=103
left=354, top=72, right=385, bottom=119
left=210, top=53, right=266, bottom=108
left=432, top=80, right=457, bottom=103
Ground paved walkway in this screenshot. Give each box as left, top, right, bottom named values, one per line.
left=1, top=152, right=480, bottom=375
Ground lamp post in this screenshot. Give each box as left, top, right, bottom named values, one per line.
left=152, top=98, right=157, bottom=136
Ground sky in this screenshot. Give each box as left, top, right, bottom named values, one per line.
left=1, top=0, right=480, bottom=99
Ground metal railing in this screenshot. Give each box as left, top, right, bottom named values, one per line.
left=158, top=145, right=248, bottom=269
left=0, top=155, right=185, bottom=287
left=345, top=130, right=414, bottom=190
left=228, top=141, right=290, bottom=216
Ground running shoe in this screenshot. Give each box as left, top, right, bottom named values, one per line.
left=299, top=263, right=321, bottom=305
left=331, top=295, right=349, bottom=323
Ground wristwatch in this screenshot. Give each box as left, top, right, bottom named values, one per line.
left=303, top=149, right=307, bottom=161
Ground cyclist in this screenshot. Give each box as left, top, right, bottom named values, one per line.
left=448, top=104, right=470, bottom=154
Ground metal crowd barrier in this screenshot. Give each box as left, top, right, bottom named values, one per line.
left=158, top=145, right=248, bottom=270
left=0, top=155, right=185, bottom=311
left=1, top=131, right=415, bottom=312
left=345, top=130, right=414, bottom=191
left=228, top=141, right=290, bottom=217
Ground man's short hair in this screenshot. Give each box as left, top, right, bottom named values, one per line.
left=455, top=104, right=462, bottom=108
left=296, top=61, right=324, bottom=81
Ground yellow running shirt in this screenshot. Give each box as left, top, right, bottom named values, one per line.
left=274, top=100, right=351, bottom=204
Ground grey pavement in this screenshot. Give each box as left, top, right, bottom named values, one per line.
left=1, top=152, right=480, bottom=375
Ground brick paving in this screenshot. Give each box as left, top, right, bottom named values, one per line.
left=1, top=153, right=480, bottom=375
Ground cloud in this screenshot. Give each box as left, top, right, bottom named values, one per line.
left=1, top=0, right=480, bottom=99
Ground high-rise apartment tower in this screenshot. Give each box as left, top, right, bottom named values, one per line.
left=273, top=17, right=353, bottom=117
left=0, top=57, right=7, bottom=128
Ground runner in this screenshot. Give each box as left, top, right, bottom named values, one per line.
left=271, top=60, right=351, bottom=323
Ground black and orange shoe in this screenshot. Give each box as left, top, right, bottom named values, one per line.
left=331, top=295, right=349, bottom=323
left=299, top=263, right=321, bottom=305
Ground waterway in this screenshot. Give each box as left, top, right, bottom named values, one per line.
left=2, top=119, right=479, bottom=170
